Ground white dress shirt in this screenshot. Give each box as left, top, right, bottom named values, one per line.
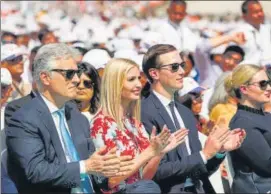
left=153, top=91, right=207, bottom=163
left=155, top=19, right=200, bottom=52
left=40, top=94, right=86, bottom=173
left=232, top=22, right=271, bottom=66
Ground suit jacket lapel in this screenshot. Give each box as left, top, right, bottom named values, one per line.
left=150, top=92, right=176, bottom=132
left=150, top=92, right=185, bottom=157
left=35, top=95, right=67, bottom=164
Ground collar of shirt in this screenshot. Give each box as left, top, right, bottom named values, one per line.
left=241, top=22, right=259, bottom=32
left=153, top=90, right=174, bottom=108
left=168, top=18, right=180, bottom=30
left=40, top=93, right=65, bottom=114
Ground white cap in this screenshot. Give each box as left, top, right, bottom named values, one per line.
left=82, top=49, right=111, bottom=69
left=110, top=38, right=135, bottom=51
left=178, top=77, right=201, bottom=96
left=114, top=49, right=138, bottom=59
left=59, top=32, right=78, bottom=43
left=1, top=68, right=12, bottom=86
left=140, top=31, right=163, bottom=51
left=128, top=25, right=144, bottom=40
left=1, top=44, right=26, bottom=62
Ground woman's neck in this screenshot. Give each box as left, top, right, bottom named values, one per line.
left=120, top=99, right=131, bottom=118
left=240, top=99, right=262, bottom=110
left=80, top=100, right=91, bottom=112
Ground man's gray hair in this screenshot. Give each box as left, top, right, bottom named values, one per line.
left=32, top=43, right=73, bottom=88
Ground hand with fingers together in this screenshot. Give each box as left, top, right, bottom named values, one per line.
left=202, top=117, right=232, bottom=160
left=213, top=116, right=246, bottom=152
left=160, top=126, right=189, bottom=155
left=220, top=128, right=246, bottom=152
left=84, top=146, right=134, bottom=177
left=148, top=125, right=171, bottom=156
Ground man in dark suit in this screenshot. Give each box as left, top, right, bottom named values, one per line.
left=4, top=91, right=36, bottom=127
left=6, top=43, right=133, bottom=194
left=141, top=44, right=245, bottom=194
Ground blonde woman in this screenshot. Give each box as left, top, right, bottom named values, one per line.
left=90, top=58, right=188, bottom=193
left=227, top=64, right=271, bottom=193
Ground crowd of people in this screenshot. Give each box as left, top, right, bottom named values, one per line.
left=1, top=0, right=271, bottom=193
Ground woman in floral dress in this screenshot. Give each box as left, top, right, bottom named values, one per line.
left=91, top=58, right=188, bottom=193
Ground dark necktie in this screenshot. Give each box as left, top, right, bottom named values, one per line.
left=169, top=102, right=194, bottom=188
left=168, top=101, right=189, bottom=157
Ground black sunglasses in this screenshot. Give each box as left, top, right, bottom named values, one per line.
left=248, top=79, right=271, bottom=91
left=81, top=80, right=94, bottom=89
left=158, top=62, right=186, bottom=72
left=5, top=55, right=24, bottom=65
left=51, top=69, right=80, bottom=80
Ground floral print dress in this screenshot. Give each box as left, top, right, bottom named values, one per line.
left=90, top=110, right=150, bottom=193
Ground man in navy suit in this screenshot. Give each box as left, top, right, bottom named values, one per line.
left=141, top=44, right=245, bottom=193
left=6, top=43, right=133, bottom=194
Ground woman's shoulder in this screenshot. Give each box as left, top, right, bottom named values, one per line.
left=91, top=110, right=117, bottom=132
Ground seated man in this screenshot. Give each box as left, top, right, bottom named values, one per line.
left=6, top=43, right=133, bottom=194
left=141, top=44, right=246, bottom=193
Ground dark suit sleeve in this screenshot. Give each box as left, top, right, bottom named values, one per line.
left=230, top=118, right=271, bottom=177
left=4, top=102, right=20, bottom=128
left=6, top=115, right=81, bottom=188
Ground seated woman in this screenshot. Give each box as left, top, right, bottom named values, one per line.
left=209, top=72, right=238, bottom=129
left=91, top=58, right=188, bottom=193
left=75, top=62, right=101, bottom=123
left=227, top=64, right=271, bottom=193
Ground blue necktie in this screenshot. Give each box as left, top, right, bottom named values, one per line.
left=55, top=109, right=94, bottom=193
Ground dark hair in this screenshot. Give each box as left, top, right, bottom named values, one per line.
left=143, top=44, right=177, bottom=83
left=74, top=47, right=88, bottom=56
left=38, top=29, right=52, bottom=42
left=31, top=46, right=42, bottom=73
left=77, top=62, right=101, bottom=114
left=241, top=0, right=260, bottom=14
left=1, top=31, right=17, bottom=40
left=178, top=93, right=193, bottom=109
left=170, top=0, right=187, bottom=7
left=179, top=51, right=195, bottom=67
left=224, top=45, right=245, bottom=61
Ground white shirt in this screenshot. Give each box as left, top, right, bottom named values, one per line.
left=152, top=91, right=207, bottom=163
left=81, top=111, right=95, bottom=124
left=40, top=94, right=86, bottom=173
left=232, top=22, right=271, bottom=66
left=194, top=39, right=223, bottom=88
left=155, top=19, right=200, bottom=52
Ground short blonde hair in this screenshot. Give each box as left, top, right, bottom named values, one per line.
left=101, top=58, right=141, bottom=131
left=224, top=64, right=262, bottom=99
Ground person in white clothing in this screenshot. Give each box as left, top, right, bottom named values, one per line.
left=194, top=32, right=246, bottom=88
left=233, top=0, right=271, bottom=66
left=155, top=0, right=200, bottom=52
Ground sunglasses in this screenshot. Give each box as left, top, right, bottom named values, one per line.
left=158, top=62, right=186, bottom=73
left=51, top=69, right=80, bottom=80
left=248, top=79, right=271, bottom=90
left=5, top=55, right=24, bottom=65
left=80, top=80, right=94, bottom=89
